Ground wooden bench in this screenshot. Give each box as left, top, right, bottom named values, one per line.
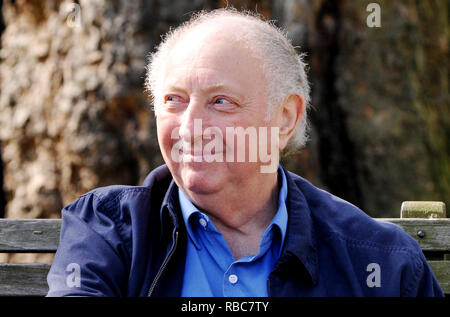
left=0, top=202, right=448, bottom=296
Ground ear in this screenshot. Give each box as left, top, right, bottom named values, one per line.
left=278, top=94, right=305, bottom=151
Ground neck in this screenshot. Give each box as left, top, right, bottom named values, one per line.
left=186, top=171, right=280, bottom=259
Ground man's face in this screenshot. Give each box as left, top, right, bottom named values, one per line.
left=155, top=26, right=280, bottom=200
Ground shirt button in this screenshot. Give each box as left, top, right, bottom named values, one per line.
left=199, top=218, right=207, bottom=228
left=228, top=274, right=238, bottom=284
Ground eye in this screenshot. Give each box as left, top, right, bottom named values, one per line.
left=211, top=97, right=237, bottom=112
left=162, top=95, right=188, bottom=113
left=214, top=98, right=230, bottom=104
left=165, top=95, right=183, bottom=103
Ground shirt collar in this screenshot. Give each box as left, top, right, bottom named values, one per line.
left=178, top=186, right=203, bottom=249
left=178, top=166, right=289, bottom=251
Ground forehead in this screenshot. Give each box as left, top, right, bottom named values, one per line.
left=162, top=20, right=266, bottom=91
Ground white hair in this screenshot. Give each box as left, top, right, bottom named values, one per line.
left=145, top=8, right=311, bottom=152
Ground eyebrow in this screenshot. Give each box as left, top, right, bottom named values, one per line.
left=163, top=82, right=246, bottom=101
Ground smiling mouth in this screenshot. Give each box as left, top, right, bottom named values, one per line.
left=177, top=148, right=224, bottom=162
left=182, top=151, right=223, bottom=157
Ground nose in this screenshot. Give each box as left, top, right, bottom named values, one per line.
left=178, top=98, right=206, bottom=146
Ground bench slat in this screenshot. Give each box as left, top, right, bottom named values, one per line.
left=429, top=261, right=450, bottom=294
left=0, top=262, right=448, bottom=296
left=0, top=219, right=61, bottom=252
left=0, top=263, right=50, bottom=296
left=1, top=219, right=448, bottom=252
left=378, top=219, right=450, bottom=252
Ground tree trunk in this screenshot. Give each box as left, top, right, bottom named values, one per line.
left=0, top=0, right=447, bottom=228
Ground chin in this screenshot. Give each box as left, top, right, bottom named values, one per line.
left=179, top=163, right=225, bottom=195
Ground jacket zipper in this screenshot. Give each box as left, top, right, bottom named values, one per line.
left=147, top=230, right=179, bottom=297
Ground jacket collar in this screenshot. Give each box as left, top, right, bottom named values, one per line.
left=160, top=179, right=182, bottom=232
left=279, top=165, right=319, bottom=285
left=141, top=164, right=181, bottom=231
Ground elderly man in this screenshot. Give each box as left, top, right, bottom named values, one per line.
left=47, top=9, right=443, bottom=297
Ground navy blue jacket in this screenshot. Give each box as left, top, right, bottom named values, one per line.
left=47, top=165, right=444, bottom=297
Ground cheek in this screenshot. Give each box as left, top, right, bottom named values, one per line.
left=156, top=117, right=179, bottom=159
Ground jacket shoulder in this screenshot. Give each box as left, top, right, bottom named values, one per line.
left=287, top=171, right=421, bottom=253
left=62, top=165, right=173, bottom=249
left=68, top=164, right=172, bottom=216
left=286, top=172, right=445, bottom=296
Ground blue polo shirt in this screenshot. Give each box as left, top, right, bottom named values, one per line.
left=179, top=168, right=288, bottom=297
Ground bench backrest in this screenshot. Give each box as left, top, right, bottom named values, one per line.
left=0, top=202, right=448, bottom=296
left=0, top=219, right=59, bottom=296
